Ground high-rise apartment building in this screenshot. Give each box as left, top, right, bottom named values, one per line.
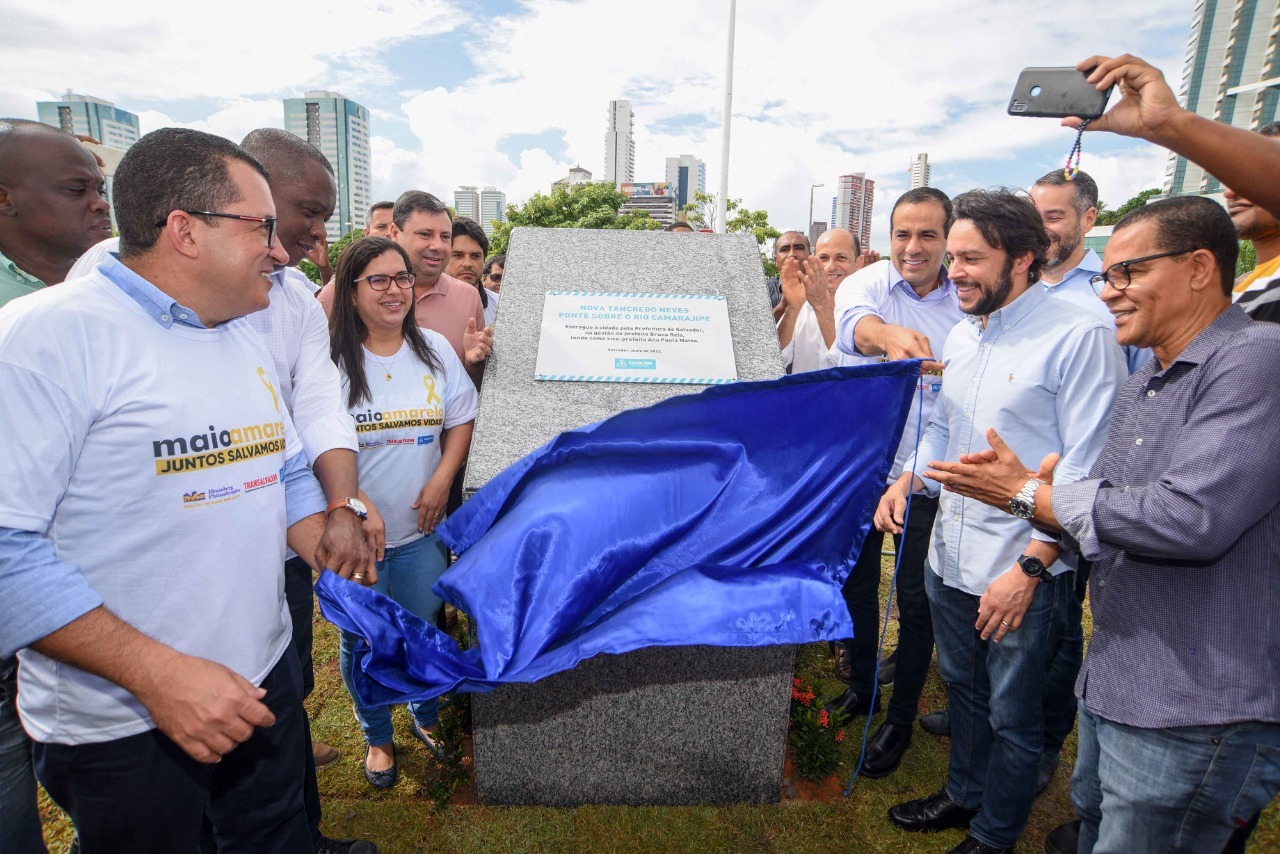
left=454, top=186, right=480, bottom=220
left=604, top=100, right=636, bottom=186
left=831, top=173, right=875, bottom=252
left=1164, top=0, right=1280, bottom=195
left=283, top=91, right=372, bottom=240
left=664, top=154, right=706, bottom=211
left=37, top=91, right=140, bottom=151
left=479, top=186, right=506, bottom=236
left=37, top=91, right=140, bottom=227
left=619, top=182, right=676, bottom=226
left=909, top=153, right=931, bottom=189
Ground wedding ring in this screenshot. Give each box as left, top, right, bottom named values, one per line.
left=352, top=573, right=366, bottom=582
left=1000, top=621, right=1011, bottom=628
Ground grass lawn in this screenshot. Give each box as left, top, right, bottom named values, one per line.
left=39, top=558, right=1280, bottom=853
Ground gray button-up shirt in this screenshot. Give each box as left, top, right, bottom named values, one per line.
left=1055, top=306, right=1280, bottom=728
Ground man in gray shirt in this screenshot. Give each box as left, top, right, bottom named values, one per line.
left=927, top=196, right=1280, bottom=852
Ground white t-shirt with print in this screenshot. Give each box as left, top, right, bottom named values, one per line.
left=0, top=273, right=301, bottom=744
left=342, top=329, right=478, bottom=547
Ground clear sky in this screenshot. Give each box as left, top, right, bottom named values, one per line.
left=1, top=0, right=1193, bottom=248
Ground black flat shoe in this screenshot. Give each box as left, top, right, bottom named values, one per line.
left=919, top=708, right=951, bottom=736
left=1043, top=820, right=1080, bottom=854
left=822, top=686, right=880, bottom=722
left=946, top=837, right=1010, bottom=854
left=860, top=721, right=912, bottom=778
left=363, top=745, right=397, bottom=789
left=887, top=788, right=979, bottom=832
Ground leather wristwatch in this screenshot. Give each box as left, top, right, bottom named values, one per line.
left=1009, top=478, right=1046, bottom=520
left=1017, top=554, right=1050, bottom=582
left=326, top=497, right=369, bottom=520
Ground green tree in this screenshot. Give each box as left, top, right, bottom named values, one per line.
left=298, top=228, right=365, bottom=285
left=1095, top=188, right=1162, bottom=226
left=1237, top=239, right=1257, bottom=277
left=683, top=191, right=781, bottom=275
left=487, top=183, right=661, bottom=256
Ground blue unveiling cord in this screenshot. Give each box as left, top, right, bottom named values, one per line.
left=844, top=378, right=926, bottom=797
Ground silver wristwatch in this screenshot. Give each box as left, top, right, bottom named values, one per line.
left=1009, top=478, right=1046, bottom=520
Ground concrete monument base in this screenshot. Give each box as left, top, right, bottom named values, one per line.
left=472, top=644, right=795, bottom=806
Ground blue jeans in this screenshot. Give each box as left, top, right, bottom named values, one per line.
left=1073, top=702, right=1280, bottom=853
left=925, top=564, right=1071, bottom=849
left=1, top=661, right=45, bottom=854
left=338, top=533, right=449, bottom=745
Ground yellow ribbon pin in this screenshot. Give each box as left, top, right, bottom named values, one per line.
left=423, top=375, right=441, bottom=405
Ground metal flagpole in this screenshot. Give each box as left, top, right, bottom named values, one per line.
left=716, top=0, right=736, bottom=234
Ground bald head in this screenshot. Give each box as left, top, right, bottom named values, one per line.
left=0, top=119, right=110, bottom=283
left=240, top=128, right=336, bottom=265
left=814, top=228, right=859, bottom=295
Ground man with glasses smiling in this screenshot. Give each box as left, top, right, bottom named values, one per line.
left=926, top=195, right=1280, bottom=852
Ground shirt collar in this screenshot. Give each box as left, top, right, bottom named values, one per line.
left=887, top=261, right=953, bottom=302
left=0, top=248, right=45, bottom=287
left=96, top=251, right=207, bottom=329
left=414, top=272, right=453, bottom=301
left=1044, top=248, right=1103, bottom=291
left=969, top=279, right=1048, bottom=331
left=1164, top=305, right=1252, bottom=370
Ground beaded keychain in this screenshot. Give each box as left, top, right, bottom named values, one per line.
left=1063, top=119, right=1092, bottom=180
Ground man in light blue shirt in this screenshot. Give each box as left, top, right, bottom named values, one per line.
left=877, top=189, right=1127, bottom=854
left=825, top=188, right=963, bottom=777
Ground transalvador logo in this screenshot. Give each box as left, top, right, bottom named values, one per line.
left=183, top=490, right=207, bottom=503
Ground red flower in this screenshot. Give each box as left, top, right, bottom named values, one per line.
left=818, top=710, right=830, bottom=728
left=793, top=677, right=802, bottom=688
left=835, top=729, right=845, bottom=743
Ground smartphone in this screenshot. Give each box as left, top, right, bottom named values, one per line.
left=1007, top=67, right=1113, bottom=119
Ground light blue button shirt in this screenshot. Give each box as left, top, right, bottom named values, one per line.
left=1043, top=249, right=1152, bottom=373
left=834, top=259, right=964, bottom=481
left=903, top=283, right=1128, bottom=595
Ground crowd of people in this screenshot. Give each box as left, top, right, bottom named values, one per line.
left=0, top=52, right=1276, bottom=854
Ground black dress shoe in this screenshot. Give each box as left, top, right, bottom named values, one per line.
left=946, top=837, right=1011, bottom=854
left=1043, top=820, right=1080, bottom=854
left=919, top=708, right=951, bottom=736
left=833, top=645, right=851, bottom=682
left=861, top=721, right=912, bottom=777
left=822, top=686, right=880, bottom=721
left=887, top=788, right=979, bottom=832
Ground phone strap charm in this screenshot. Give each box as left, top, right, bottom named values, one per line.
left=1063, top=119, right=1091, bottom=180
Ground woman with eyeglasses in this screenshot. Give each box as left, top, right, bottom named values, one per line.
left=328, top=236, right=478, bottom=788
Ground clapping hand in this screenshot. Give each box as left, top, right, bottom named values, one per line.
left=924, top=428, right=1059, bottom=511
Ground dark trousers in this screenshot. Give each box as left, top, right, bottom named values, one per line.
left=1042, top=557, right=1089, bottom=761
left=1, top=661, right=45, bottom=854
left=284, top=556, right=323, bottom=847
left=34, top=650, right=311, bottom=854
left=841, top=494, right=938, bottom=726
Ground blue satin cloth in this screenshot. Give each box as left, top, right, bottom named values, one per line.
left=316, top=360, right=921, bottom=706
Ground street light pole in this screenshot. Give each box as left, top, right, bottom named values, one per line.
left=716, top=0, right=736, bottom=234
left=808, top=183, right=824, bottom=243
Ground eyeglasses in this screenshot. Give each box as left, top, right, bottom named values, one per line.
left=487, top=272, right=502, bottom=283
left=1089, top=248, right=1198, bottom=291
left=355, top=272, right=416, bottom=291
left=157, top=211, right=278, bottom=247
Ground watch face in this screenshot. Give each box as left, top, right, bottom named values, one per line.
left=349, top=497, right=369, bottom=516
left=1010, top=497, right=1034, bottom=519
left=1019, top=556, right=1046, bottom=577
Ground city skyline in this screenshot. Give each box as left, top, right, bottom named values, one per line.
left=5, top=0, right=1198, bottom=249
left=283, top=90, right=372, bottom=241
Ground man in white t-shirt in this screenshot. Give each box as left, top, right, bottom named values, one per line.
left=0, top=128, right=355, bottom=852
left=776, top=228, right=878, bottom=372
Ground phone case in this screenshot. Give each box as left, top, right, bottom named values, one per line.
left=1008, top=67, right=1112, bottom=119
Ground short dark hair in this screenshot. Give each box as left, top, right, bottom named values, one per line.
left=1032, top=169, right=1099, bottom=215
left=240, top=128, right=333, bottom=186
left=665, top=221, right=695, bottom=232
left=952, top=189, right=1050, bottom=283
left=484, top=253, right=506, bottom=275
left=1113, top=196, right=1238, bottom=296
left=113, top=128, right=268, bottom=259
left=393, top=190, right=451, bottom=230
left=368, top=200, right=394, bottom=220
left=891, top=187, right=954, bottom=234
left=1259, top=122, right=1280, bottom=137
left=452, top=216, right=489, bottom=256
left=773, top=231, right=810, bottom=257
